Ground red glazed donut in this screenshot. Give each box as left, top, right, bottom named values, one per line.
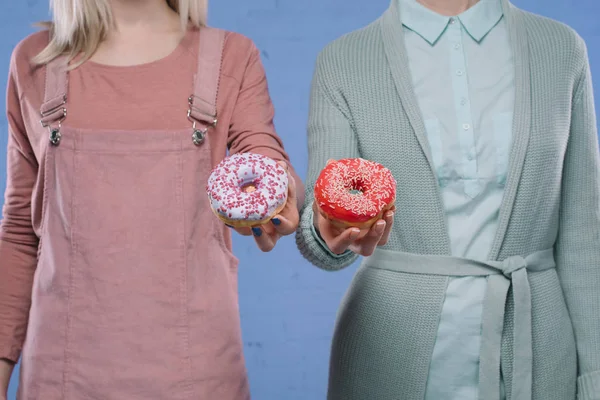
left=314, top=158, right=396, bottom=229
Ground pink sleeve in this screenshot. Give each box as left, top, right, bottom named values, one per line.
left=227, top=43, right=305, bottom=208
left=0, top=53, right=39, bottom=363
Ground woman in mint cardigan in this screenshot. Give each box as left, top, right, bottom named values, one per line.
left=296, top=0, right=600, bottom=399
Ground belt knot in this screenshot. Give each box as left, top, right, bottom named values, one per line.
left=501, top=255, right=527, bottom=277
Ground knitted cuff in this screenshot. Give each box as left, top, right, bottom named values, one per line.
left=295, top=206, right=357, bottom=270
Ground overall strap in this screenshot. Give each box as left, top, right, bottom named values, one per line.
left=40, top=55, right=69, bottom=145
left=188, top=26, right=225, bottom=145
left=39, top=28, right=225, bottom=146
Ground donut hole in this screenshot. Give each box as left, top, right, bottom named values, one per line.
left=347, top=179, right=367, bottom=195
left=241, top=182, right=258, bottom=193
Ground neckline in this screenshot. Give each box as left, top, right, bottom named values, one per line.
left=81, top=27, right=195, bottom=71
left=380, top=0, right=532, bottom=260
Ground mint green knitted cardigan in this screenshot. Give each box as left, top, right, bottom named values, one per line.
left=295, top=0, right=600, bottom=399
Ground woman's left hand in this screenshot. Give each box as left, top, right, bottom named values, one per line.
left=233, top=161, right=299, bottom=252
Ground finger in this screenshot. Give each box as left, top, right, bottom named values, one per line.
left=314, top=204, right=367, bottom=241
left=251, top=225, right=278, bottom=252
left=284, top=168, right=297, bottom=210
left=270, top=213, right=298, bottom=236
left=350, top=225, right=371, bottom=240
left=275, top=161, right=299, bottom=227
left=277, top=159, right=288, bottom=170
left=232, top=226, right=253, bottom=236
left=328, top=218, right=372, bottom=239
left=315, top=213, right=342, bottom=243
left=260, top=221, right=276, bottom=236
left=329, top=223, right=346, bottom=238
left=276, top=160, right=295, bottom=199
left=273, top=187, right=299, bottom=237
left=326, top=159, right=336, bottom=165
left=312, top=201, right=343, bottom=236
left=378, top=210, right=395, bottom=246
left=356, top=220, right=386, bottom=256
left=313, top=201, right=359, bottom=253
left=323, top=224, right=361, bottom=255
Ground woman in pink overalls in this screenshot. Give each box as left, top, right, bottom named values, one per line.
left=0, top=0, right=303, bottom=398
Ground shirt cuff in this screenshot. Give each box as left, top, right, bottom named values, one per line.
left=578, top=370, right=600, bottom=400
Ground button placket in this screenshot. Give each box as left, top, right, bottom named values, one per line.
left=447, top=19, right=480, bottom=197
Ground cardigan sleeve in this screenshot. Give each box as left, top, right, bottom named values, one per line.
left=554, top=39, right=600, bottom=399
left=0, top=50, right=40, bottom=363
left=295, top=51, right=360, bottom=271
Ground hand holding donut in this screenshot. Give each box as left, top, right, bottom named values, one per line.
left=313, top=158, right=396, bottom=257
left=234, top=161, right=299, bottom=252
left=206, top=153, right=299, bottom=252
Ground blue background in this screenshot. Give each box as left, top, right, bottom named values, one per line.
left=1, top=0, right=598, bottom=399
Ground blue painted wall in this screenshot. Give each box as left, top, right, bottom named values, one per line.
left=1, top=1, right=598, bottom=399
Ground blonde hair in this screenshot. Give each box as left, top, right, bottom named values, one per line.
left=33, top=0, right=207, bottom=66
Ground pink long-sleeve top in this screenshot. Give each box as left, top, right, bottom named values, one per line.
left=0, top=28, right=304, bottom=363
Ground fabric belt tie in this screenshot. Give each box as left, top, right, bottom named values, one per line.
left=363, top=248, right=556, bottom=400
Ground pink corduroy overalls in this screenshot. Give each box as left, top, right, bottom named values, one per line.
left=17, top=27, right=249, bottom=400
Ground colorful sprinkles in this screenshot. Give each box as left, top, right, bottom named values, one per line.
left=314, top=158, right=396, bottom=223
left=206, top=153, right=289, bottom=222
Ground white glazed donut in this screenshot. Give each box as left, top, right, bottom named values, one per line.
left=206, top=153, right=289, bottom=227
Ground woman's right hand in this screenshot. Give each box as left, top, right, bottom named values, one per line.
left=313, top=201, right=395, bottom=257
left=0, top=358, right=14, bottom=399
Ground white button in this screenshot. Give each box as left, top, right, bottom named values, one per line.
left=467, top=150, right=475, bottom=160
left=460, top=98, right=467, bottom=105
left=449, top=18, right=456, bottom=24
left=456, top=70, right=463, bottom=76
left=463, top=123, right=470, bottom=130
left=454, top=44, right=460, bottom=49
